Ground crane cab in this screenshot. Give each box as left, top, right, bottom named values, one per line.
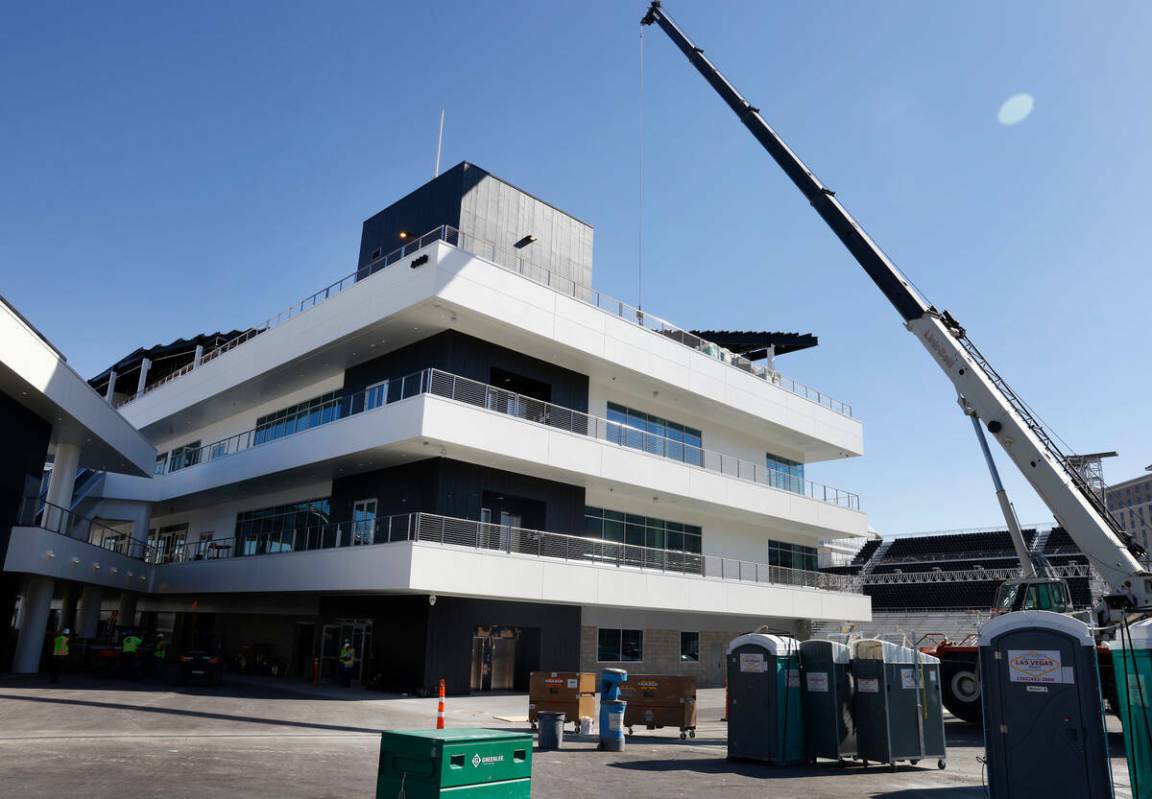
left=992, top=577, right=1072, bottom=615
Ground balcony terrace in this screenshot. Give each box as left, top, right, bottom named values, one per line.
left=115, top=225, right=854, bottom=419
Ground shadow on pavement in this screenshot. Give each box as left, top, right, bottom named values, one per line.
left=0, top=692, right=382, bottom=736
left=0, top=673, right=402, bottom=703
left=871, top=789, right=986, bottom=798
left=608, top=756, right=950, bottom=780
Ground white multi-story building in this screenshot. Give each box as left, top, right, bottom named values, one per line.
left=3, top=163, right=869, bottom=690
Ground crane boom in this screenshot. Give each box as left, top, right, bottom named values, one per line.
left=641, top=1, right=1150, bottom=601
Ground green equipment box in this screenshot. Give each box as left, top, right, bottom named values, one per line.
left=376, top=728, right=532, bottom=798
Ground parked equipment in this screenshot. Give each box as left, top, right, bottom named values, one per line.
left=852, top=639, right=946, bottom=771
left=528, top=671, right=596, bottom=733
left=980, top=611, right=1113, bottom=798
left=598, top=668, right=628, bottom=752
left=726, top=633, right=804, bottom=765
left=619, top=674, right=697, bottom=739
left=1112, top=618, right=1152, bottom=799
left=178, top=650, right=224, bottom=685
left=799, top=639, right=856, bottom=763
left=376, top=729, right=532, bottom=798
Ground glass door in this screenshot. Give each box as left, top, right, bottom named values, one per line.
left=351, top=499, right=377, bottom=546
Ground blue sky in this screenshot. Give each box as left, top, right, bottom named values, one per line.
left=2, top=1, right=1148, bottom=534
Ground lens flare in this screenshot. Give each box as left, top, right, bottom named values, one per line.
left=998, top=94, right=1035, bottom=126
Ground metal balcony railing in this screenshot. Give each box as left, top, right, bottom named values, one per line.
left=160, top=511, right=860, bottom=595
left=116, top=224, right=853, bottom=417
left=18, top=500, right=152, bottom=561
left=157, top=367, right=860, bottom=511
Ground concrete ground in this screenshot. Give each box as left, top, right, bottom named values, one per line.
left=0, top=674, right=1135, bottom=798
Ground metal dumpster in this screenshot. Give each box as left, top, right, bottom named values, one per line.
left=376, top=729, right=532, bottom=798
left=528, top=671, right=596, bottom=733
left=618, top=674, right=697, bottom=738
left=726, top=633, right=804, bottom=764
left=799, top=639, right=856, bottom=763
left=852, top=639, right=946, bottom=771
left=1112, top=618, right=1152, bottom=799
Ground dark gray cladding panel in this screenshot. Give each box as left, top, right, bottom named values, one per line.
left=423, top=596, right=582, bottom=694
left=358, top=161, right=593, bottom=288
left=459, top=172, right=593, bottom=289
left=343, top=329, right=589, bottom=414
left=358, top=162, right=474, bottom=267
left=329, top=457, right=586, bottom=538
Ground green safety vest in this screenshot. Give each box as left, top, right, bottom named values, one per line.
left=154, top=644, right=166, bottom=659
left=339, top=646, right=355, bottom=666
left=122, top=636, right=142, bottom=654
left=53, top=635, right=69, bottom=657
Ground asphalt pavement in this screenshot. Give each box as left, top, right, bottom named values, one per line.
left=0, top=674, right=1135, bottom=798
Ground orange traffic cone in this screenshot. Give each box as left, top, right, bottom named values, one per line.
left=436, top=678, right=446, bottom=729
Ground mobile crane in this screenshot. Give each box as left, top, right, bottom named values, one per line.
left=641, top=1, right=1149, bottom=718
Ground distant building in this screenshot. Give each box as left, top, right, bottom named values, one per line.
left=1107, top=466, right=1152, bottom=555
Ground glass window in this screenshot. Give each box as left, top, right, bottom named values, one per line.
left=768, top=540, right=818, bottom=572
left=364, top=381, right=388, bottom=411
left=235, top=498, right=331, bottom=555
left=169, top=441, right=201, bottom=472
left=766, top=452, right=805, bottom=494
left=680, top=632, right=700, bottom=662
left=606, top=403, right=702, bottom=465
left=154, top=453, right=168, bottom=475
left=254, top=391, right=343, bottom=446
left=583, top=507, right=701, bottom=553
left=598, top=628, right=644, bottom=662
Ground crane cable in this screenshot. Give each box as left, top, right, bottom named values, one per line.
left=638, top=23, right=645, bottom=312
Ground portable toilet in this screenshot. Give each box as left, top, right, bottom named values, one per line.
left=799, top=639, right=856, bottom=762
left=1111, top=618, right=1152, bottom=799
left=979, top=611, right=1113, bottom=798
left=726, top=633, right=804, bottom=765
left=852, top=639, right=946, bottom=771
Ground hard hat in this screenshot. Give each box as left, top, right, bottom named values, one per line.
left=344, top=640, right=350, bottom=645
left=62, top=628, right=71, bottom=635
left=157, top=633, right=165, bottom=639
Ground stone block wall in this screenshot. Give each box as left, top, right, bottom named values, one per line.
left=579, top=626, right=744, bottom=688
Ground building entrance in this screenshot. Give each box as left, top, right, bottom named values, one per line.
left=470, top=626, right=521, bottom=692
left=321, top=618, right=373, bottom=684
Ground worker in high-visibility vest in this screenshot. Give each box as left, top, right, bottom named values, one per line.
left=144, top=633, right=166, bottom=679
left=339, top=640, right=355, bottom=687
left=48, top=628, right=70, bottom=684
left=120, top=631, right=143, bottom=679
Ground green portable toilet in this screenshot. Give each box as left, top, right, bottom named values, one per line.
left=726, top=633, right=804, bottom=765
left=1112, top=619, right=1152, bottom=799
left=376, top=728, right=532, bottom=798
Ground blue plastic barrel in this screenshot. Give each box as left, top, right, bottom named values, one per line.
left=599, top=699, right=627, bottom=751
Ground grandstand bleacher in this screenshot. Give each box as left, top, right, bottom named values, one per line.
left=826, top=525, right=1095, bottom=613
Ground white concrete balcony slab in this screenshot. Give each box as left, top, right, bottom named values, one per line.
left=97, top=371, right=867, bottom=538
left=148, top=513, right=870, bottom=623
left=116, top=227, right=861, bottom=461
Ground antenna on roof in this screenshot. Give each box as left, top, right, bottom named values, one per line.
left=433, top=108, right=446, bottom=178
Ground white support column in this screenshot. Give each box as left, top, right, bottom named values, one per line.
left=77, top=586, right=103, bottom=638
left=104, top=370, right=118, bottom=402
left=193, top=345, right=204, bottom=368
left=45, top=441, right=81, bottom=512
left=135, top=358, right=152, bottom=398
left=12, top=576, right=54, bottom=674
left=117, top=592, right=138, bottom=629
